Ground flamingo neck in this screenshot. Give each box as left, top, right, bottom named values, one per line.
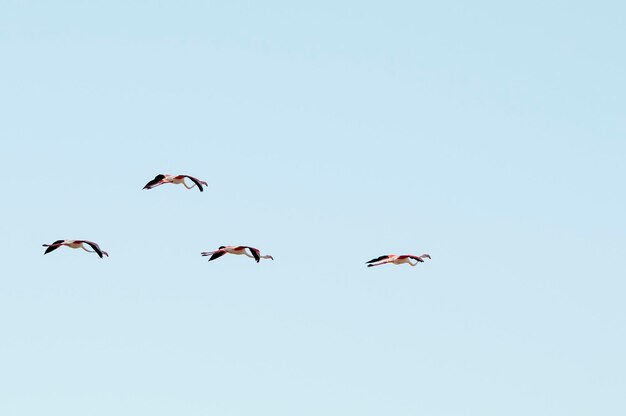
left=81, top=245, right=95, bottom=253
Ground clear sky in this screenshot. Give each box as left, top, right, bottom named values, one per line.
left=1, top=1, right=625, bottom=415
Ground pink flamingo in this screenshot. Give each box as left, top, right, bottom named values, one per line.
left=201, top=246, right=274, bottom=263
left=366, top=253, right=431, bottom=267
left=143, top=174, right=208, bottom=192
left=42, top=240, right=109, bottom=258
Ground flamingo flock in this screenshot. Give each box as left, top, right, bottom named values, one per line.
left=42, top=172, right=431, bottom=269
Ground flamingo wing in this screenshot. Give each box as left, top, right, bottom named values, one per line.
left=143, top=174, right=166, bottom=190
left=79, top=240, right=107, bottom=258
left=404, top=255, right=424, bottom=262
left=207, top=250, right=227, bottom=261
left=366, top=255, right=390, bottom=264
left=181, top=175, right=206, bottom=192
left=43, top=240, right=65, bottom=255
left=245, top=247, right=261, bottom=263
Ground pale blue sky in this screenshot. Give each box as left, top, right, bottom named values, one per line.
left=1, top=1, right=625, bottom=415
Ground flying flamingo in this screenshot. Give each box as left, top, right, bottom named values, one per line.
left=42, top=240, right=109, bottom=258
left=143, top=174, right=208, bottom=192
left=201, top=246, right=274, bottom=263
left=366, top=253, right=431, bottom=267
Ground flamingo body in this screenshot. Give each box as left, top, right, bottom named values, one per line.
left=201, top=245, right=274, bottom=263
left=42, top=240, right=109, bottom=258
left=366, top=253, right=431, bottom=267
left=143, top=174, right=208, bottom=192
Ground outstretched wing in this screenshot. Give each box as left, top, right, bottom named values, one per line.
left=143, top=174, right=165, bottom=190
left=245, top=247, right=261, bottom=263
left=79, top=240, right=106, bottom=258
left=366, top=255, right=390, bottom=264
left=181, top=175, right=206, bottom=192
left=208, top=250, right=227, bottom=261
left=43, top=240, right=65, bottom=255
